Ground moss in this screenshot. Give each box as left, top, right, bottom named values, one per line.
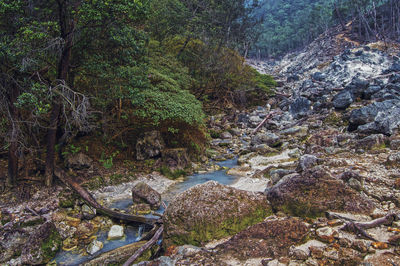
left=168, top=206, right=272, bottom=246
left=21, top=217, right=45, bottom=227
left=209, top=129, right=221, bottom=139
left=280, top=201, right=324, bottom=219
left=41, top=229, right=62, bottom=263
left=83, top=176, right=104, bottom=190
left=324, top=112, right=348, bottom=127
left=159, top=166, right=187, bottom=180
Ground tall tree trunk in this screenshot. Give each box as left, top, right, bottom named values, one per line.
left=7, top=85, right=19, bottom=186
left=45, top=0, right=73, bottom=186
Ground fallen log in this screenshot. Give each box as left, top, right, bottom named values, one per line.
left=326, top=211, right=399, bottom=241
left=123, top=225, right=164, bottom=266
left=54, top=167, right=159, bottom=225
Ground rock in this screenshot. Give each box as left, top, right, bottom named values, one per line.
left=386, top=152, right=400, bottom=168
left=81, top=204, right=96, bottom=220
left=21, top=222, right=62, bottom=265
left=220, top=131, right=232, bottom=139
left=349, top=99, right=400, bottom=134
left=251, top=144, right=278, bottom=154
left=289, top=246, right=309, bottom=260
left=347, top=77, right=369, bottom=98
left=389, top=73, right=400, bottom=84
left=65, top=152, right=93, bottom=170
left=363, top=85, right=382, bottom=99
left=390, top=139, right=400, bottom=150
left=251, top=132, right=281, bottom=147
left=107, top=225, right=124, bottom=240
left=316, top=227, right=338, bottom=243
left=297, top=154, right=320, bottom=172
left=281, top=126, right=308, bottom=138
left=270, top=169, right=296, bottom=184
left=332, top=90, right=353, bottom=110
left=163, top=181, right=272, bottom=247
left=287, top=74, right=300, bottom=82
left=87, top=240, right=103, bottom=255
left=385, top=62, right=400, bottom=73
left=161, top=148, right=189, bottom=171
left=289, top=97, right=311, bottom=119
left=355, top=134, right=386, bottom=150
left=132, top=182, right=161, bottom=210
left=312, top=72, right=326, bottom=81
left=267, top=167, right=375, bottom=218
left=214, top=218, right=309, bottom=260
left=348, top=178, right=363, bottom=191
left=136, top=131, right=165, bottom=160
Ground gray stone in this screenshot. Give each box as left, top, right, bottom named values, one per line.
left=66, top=152, right=93, bottom=170
left=297, top=154, right=320, bottom=172
left=355, top=134, right=386, bottom=150
left=289, top=97, right=311, bottom=119
left=363, top=85, right=382, bottom=99
left=333, top=90, right=353, bottom=110
left=136, top=131, right=165, bottom=160
left=386, top=152, right=400, bottom=167
left=390, top=139, right=400, bottom=150
left=251, top=132, right=280, bottom=147
left=87, top=240, right=103, bottom=255
left=312, top=72, right=326, bottom=81
left=107, top=225, right=124, bottom=240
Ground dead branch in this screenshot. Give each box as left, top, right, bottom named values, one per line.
left=54, top=167, right=159, bottom=225
left=123, top=225, right=164, bottom=266
left=253, top=111, right=281, bottom=134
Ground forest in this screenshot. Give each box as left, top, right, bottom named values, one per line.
left=1, top=0, right=400, bottom=265
left=2, top=0, right=399, bottom=188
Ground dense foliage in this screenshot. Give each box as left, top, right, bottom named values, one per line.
left=0, top=0, right=276, bottom=187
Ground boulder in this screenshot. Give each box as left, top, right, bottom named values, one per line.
left=312, top=72, right=326, bottom=81
left=214, top=218, right=309, bottom=260
left=297, top=154, right=321, bottom=172
left=332, top=90, right=353, bottom=110
left=136, top=131, right=165, bottom=160
left=161, top=148, right=189, bottom=171
left=107, top=225, right=124, bottom=240
left=289, top=97, right=311, bottom=119
left=65, top=152, right=93, bottom=170
left=87, top=240, right=103, bottom=255
left=386, top=152, right=400, bottom=168
left=251, top=132, right=280, bottom=147
left=355, top=134, right=386, bottom=150
left=363, top=85, right=382, bottom=100
left=21, top=222, right=62, bottom=265
left=163, top=181, right=272, bottom=247
left=266, top=167, right=375, bottom=218
left=131, top=182, right=161, bottom=210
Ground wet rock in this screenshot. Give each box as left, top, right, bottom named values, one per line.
left=386, top=152, right=400, bottom=168
left=215, top=218, right=309, bottom=260
left=161, top=148, right=189, bottom=171
left=332, top=90, right=353, bottom=110
left=108, top=225, right=124, bottom=240
left=267, top=167, right=375, bottom=218
left=81, top=204, right=96, bottom=220
left=132, top=182, right=161, bottom=210
left=163, top=181, right=272, bottom=247
left=21, top=222, right=62, bottom=265
left=136, top=131, right=165, bottom=160
left=65, top=152, right=93, bottom=170
left=289, top=97, right=311, bottom=119
left=297, top=154, right=320, bottom=172
left=87, top=240, right=103, bottom=255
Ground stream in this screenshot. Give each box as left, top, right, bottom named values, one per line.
left=54, top=158, right=238, bottom=265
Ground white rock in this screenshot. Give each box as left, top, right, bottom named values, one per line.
left=107, top=225, right=124, bottom=240
left=87, top=240, right=103, bottom=255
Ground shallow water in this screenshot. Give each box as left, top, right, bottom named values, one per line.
left=54, top=158, right=238, bottom=265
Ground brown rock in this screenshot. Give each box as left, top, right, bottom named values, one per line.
left=267, top=167, right=375, bottom=218
left=215, top=217, right=309, bottom=260
left=132, top=182, right=161, bottom=210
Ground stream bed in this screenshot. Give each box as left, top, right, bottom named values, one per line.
left=54, top=158, right=238, bottom=265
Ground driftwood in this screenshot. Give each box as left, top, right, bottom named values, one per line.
left=253, top=111, right=282, bottom=134
left=327, top=211, right=399, bottom=241
left=54, top=167, right=159, bottom=225
left=123, top=225, right=164, bottom=266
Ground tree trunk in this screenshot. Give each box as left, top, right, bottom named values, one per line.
left=7, top=85, right=20, bottom=186
left=45, top=0, right=74, bottom=186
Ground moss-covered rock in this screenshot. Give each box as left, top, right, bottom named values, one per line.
left=266, top=167, right=375, bottom=218
left=163, top=181, right=272, bottom=247
left=21, top=221, right=62, bottom=265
